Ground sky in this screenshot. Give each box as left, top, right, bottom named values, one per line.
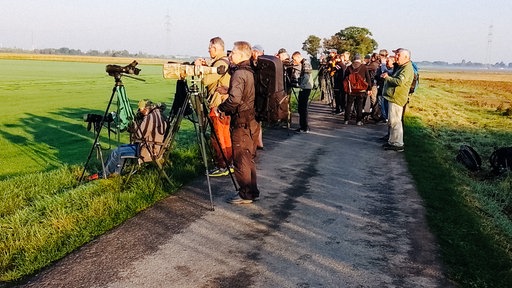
left=1, top=0, right=511, bottom=64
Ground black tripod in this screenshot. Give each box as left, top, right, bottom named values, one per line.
left=162, top=77, right=238, bottom=211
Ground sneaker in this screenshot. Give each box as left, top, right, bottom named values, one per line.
left=382, top=143, right=405, bottom=152
left=227, top=194, right=253, bottom=204
left=229, top=166, right=235, bottom=173
left=344, top=121, right=349, bottom=125
left=295, top=128, right=309, bottom=133
left=209, top=167, right=229, bottom=177
left=356, top=121, right=363, bottom=126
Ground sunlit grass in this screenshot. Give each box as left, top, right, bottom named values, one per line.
left=404, top=72, right=512, bottom=287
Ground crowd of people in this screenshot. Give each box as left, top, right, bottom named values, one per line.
left=317, top=47, right=415, bottom=151
left=89, top=35, right=414, bottom=206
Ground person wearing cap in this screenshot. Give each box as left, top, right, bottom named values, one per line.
left=381, top=48, right=414, bottom=152
left=343, top=53, right=372, bottom=126
left=88, top=99, right=168, bottom=180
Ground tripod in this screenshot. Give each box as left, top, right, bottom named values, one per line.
left=79, top=73, right=139, bottom=183
left=162, top=77, right=238, bottom=211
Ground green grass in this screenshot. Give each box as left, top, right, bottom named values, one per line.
left=404, top=75, right=512, bottom=287
left=0, top=59, right=177, bottom=178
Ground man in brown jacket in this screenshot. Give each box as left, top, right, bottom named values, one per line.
left=214, top=41, right=260, bottom=204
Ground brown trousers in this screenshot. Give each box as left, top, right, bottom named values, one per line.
left=231, top=119, right=260, bottom=200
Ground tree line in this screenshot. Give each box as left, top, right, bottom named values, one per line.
left=301, top=26, right=512, bottom=69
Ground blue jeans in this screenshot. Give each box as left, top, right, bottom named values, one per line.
left=378, top=95, right=389, bottom=120
left=104, top=144, right=139, bottom=177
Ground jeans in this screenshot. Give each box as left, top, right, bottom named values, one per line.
left=104, top=144, right=139, bottom=177
left=378, top=95, right=389, bottom=120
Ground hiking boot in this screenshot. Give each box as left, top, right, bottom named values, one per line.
left=208, top=167, right=229, bottom=177
left=382, top=143, right=405, bottom=152
left=227, top=194, right=253, bottom=204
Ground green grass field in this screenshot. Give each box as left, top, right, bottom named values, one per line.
left=1, top=57, right=512, bottom=287
left=0, top=59, right=179, bottom=178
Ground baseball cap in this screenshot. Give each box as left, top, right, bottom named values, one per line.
left=138, top=99, right=152, bottom=110
left=252, top=44, right=264, bottom=52
left=277, top=48, right=287, bottom=54
left=392, top=48, right=405, bottom=53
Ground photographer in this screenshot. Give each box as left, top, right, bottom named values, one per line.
left=292, top=51, right=313, bottom=133
left=195, top=37, right=233, bottom=177
left=88, top=99, right=167, bottom=180
left=214, top=41, right=260, bottom=204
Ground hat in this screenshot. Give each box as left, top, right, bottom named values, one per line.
left=378, top=49, right=388, bottom=56
left=392, top=48, right=405, bottom=53
left=277, top=48, right=287, bottom=54
left=364, top=54, right=371, bottom=59
left=328, top=48, right=337, bottom=54
left=252, top=44, right=264, bottom=52
left=138, top=99, right=152, bottom=110
left=353, top=53, right=361, bottom=61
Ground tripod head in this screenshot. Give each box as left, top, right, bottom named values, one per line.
left=106, top=60, right=146, bottom=83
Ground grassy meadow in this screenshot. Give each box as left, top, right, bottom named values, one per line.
left=1, top=54, right=512, bottom=287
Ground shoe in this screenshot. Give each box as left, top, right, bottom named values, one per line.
left=227, top=194, right=253, bottom=204
left=382, top=143, right=405, bottom=152
left=356, top=121, right=363, bottom=126
left=379, top=135, right=389, bottom=141
left=229, top=166, right=235, bottom=173
left=344, top=121, right=349, bottom=125
left=208, top=167, right=229, bottom=177
left=87, top=173, right=99, bottom=181
left=295, top=128, right=309, bottom=133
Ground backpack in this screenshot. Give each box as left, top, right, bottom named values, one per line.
left=409, top=61, right=419, bottom=94
left=253, top=55, right=289, bottom=123
left=456, top=144, right=482, bottom=171
left=343, top=66, right=368, bottom=93
left=489, top=147, right=512, bottom=174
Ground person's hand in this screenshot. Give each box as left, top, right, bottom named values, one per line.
left=382, top=72, right=388, bottom=79
left=216, top=86, right=228, bottom=94
left=367, top=90, right=373, bottom=96
left=212, top=106, right=220, bottom=117
left=194, top=58, right=206, bottom=66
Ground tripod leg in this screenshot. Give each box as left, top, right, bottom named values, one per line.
left=79, top=83, right=119, bottom=183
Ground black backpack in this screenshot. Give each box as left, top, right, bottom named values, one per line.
left=456, top=145, right=482, bottom=171
left=253, top=55, right=289, bottom=124
left=489, top=147, right=512, bottom=174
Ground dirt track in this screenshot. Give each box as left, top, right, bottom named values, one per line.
left=18, top=101, right=453, bottom=288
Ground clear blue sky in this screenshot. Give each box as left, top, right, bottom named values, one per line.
left=1, top=0, right=511, bottom=64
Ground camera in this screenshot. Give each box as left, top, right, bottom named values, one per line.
left=83, top=112, right=116, bottom=132
left=106, top=60, right=141, bottom=77
left=162, top=62, right=226, bottom=79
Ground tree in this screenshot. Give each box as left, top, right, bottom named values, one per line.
left=302, top=35, right=321, bottom=59
left=302, top=35, right=322, bottom=68
left=323, top=26, right=378, bottom=58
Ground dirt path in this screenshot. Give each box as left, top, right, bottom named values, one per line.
left=19, top=101, right=453, bottom=288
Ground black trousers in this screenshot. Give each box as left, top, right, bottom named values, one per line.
left=344, top=92, right=366, bottom=122
left=298, top=89, right=311, bottom=131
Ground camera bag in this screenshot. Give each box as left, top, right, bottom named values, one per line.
left=253, top=55, right=289, bottom=124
